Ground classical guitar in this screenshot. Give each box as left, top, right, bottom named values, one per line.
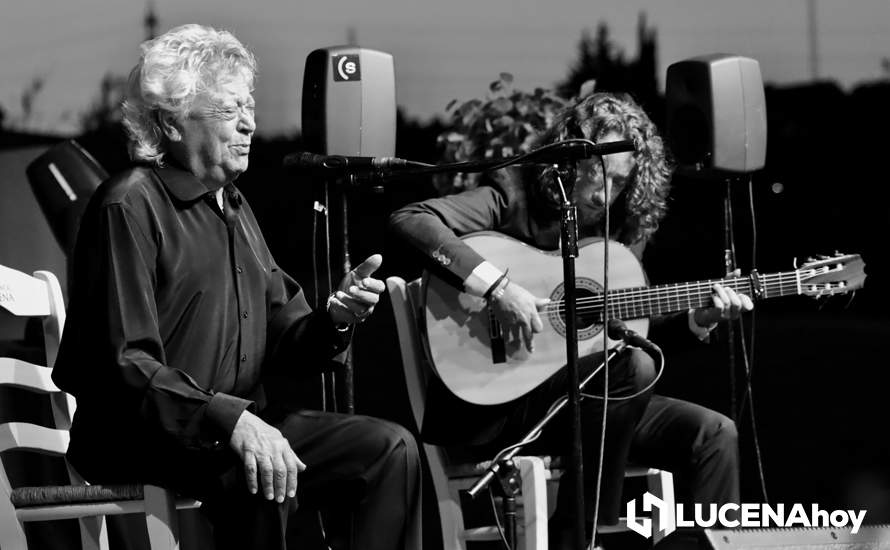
left=422, top=232, right=866, bottom=405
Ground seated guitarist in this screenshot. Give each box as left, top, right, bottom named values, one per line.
left=389, top=90, right=753, bottom=548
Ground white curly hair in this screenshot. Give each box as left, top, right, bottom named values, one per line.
left=121, top=24, right=257, bottom=165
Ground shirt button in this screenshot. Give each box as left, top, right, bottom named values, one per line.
left=241, top=311, right=248, bottom=319
left=241, top=354, right=247, bottom=362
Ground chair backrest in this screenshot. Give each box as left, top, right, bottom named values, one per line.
left=1, top=264, right=204, bottom=550
left=0, top=264, right=80, bottom=488
left=385, top=276, right=430, bottom=434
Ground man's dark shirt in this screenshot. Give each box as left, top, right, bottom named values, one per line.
left=53, top=163, right=348, bottom=478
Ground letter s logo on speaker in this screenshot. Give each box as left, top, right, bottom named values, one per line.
left=333, top=55, right=361, bottom=82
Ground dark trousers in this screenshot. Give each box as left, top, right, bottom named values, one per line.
left=198, top=410, right=422, bottom=550
left=497, top=348, right=657, bottom=531
left=630, top=395, right=740, bottom=507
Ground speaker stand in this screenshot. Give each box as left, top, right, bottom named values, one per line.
left=722, top=177, right=738, bottom=422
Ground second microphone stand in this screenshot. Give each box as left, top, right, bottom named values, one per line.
left=558, top=179, right=587, bottom=550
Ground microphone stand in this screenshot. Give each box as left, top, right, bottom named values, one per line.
left=339, top=174, right=355, bottom=414
left=312, top=171, right=356, bottom=414
left=557, top=169, right=586, bottom=550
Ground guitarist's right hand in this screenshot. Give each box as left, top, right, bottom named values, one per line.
left=491, top=282, right=551, bottom=353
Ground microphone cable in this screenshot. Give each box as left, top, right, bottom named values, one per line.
left=589, top=152, right=610, bottom=546
left=724, top=173, right=769, bottom=504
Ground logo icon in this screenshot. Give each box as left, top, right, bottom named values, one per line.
left=626, top=493, right=676, bottom=539
left=332, top=54, right=361, bottom=82
left=625, top=493, right=867, bottom=538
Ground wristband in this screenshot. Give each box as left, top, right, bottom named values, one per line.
left=484, top=269, right=510, bottom=302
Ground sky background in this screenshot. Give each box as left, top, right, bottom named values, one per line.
left=2, top=0, right=890, bottom=136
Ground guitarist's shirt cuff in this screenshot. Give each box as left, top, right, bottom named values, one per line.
left=466, top=261, right=504, bottom=297
left=688, top=309, right=717, bottom=341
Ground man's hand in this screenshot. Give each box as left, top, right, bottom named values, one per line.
left=490, top=281, right=550, bottom=353
left=328, top=254, right=385, bottom=325
left=693, top=280, right=754, bottom=328
left=230, top=410, right=305, bottom=502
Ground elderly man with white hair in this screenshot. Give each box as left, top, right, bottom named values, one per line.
left=53, top=24, right=421, bottom=550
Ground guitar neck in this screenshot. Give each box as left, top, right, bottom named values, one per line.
left=601, top=270, right=803, bottom=320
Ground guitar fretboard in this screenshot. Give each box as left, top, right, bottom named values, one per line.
left=575, top=270, right=807, bottom=320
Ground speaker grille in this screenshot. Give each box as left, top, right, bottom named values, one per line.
left=705, top=525, right=890, bottom=549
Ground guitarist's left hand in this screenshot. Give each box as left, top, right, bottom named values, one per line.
left=692, top=278, right=754, bottom=328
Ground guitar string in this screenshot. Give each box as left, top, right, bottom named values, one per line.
left=571, top=271, right=820, bottom=302
left=549, top=280, right=758, bottom=308
left=545, top=271, right=830, bottom=303
left=537, top=285, right=845, bottom=321
left=542, top=287, right=801, bottom=316
left=536, top=273, right=822, bottom=314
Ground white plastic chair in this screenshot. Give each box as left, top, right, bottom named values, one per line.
left=0, top=264, right=201, bottom=550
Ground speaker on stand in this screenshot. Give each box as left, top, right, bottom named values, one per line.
left=301, top=46, right=397, bottom=414
left=665, top=54, right=767, bottom=426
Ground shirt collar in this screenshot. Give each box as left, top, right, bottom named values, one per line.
left=151, top=162, right=243, bottom=211
left=153, top=163, right=214, bottom=203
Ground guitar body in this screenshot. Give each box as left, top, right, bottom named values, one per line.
left=424, top=232, right=650, bottom=405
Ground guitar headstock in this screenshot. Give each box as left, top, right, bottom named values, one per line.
left=796, top=253, right=866, bottom=298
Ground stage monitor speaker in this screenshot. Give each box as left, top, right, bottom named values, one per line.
left=705, top=525, right=890, bottom=549
left=26, top=140, right=107, bottom=259
left=302, top=46, right=396, bottom=157
left=666, top=54, right=767, bottom=174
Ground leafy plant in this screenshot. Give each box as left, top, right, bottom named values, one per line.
left=435, top=73, right=567, bottom=194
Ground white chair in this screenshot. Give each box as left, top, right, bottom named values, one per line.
left=0, top=264, right=201, bottom=550
left=386, top=275, right=676, bottom=548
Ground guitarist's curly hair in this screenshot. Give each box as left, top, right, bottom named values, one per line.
left=534, top=92, right=673, bottom=245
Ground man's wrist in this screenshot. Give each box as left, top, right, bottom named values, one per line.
left=487, top=276, right=510, bottom=303
left=484, top=269, right=510, bottom=302
left=326, top=293, right=352, bottom=330
left=465, top=261, right=505, bottom=297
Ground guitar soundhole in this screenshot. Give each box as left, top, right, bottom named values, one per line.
left=547, top=278, right=603, bottom=340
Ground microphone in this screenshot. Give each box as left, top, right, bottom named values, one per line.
left=527, top=140, right=636, bottom=164
left=282, top=152, right=408, bottom=175
left=606, top=319, right=660, bottom=354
